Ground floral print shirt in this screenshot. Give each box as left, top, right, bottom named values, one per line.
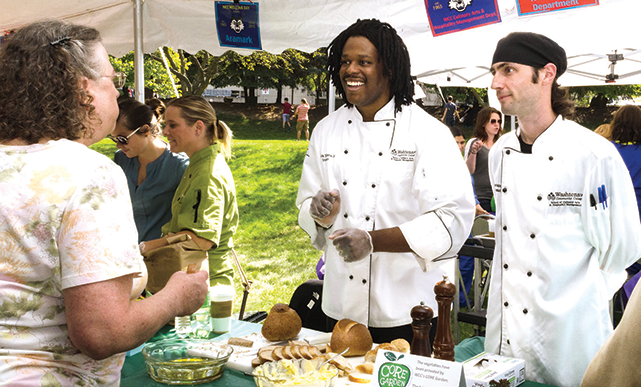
left=0, top=139, right=146, bottom=386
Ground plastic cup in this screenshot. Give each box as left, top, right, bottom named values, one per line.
left=210, top=285, right=234, bottom=333
left=488, top=219, right=495, bottom=237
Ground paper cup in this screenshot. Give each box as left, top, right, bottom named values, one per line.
left=488, top=219, right=496, bottom=237
left=210, top=285, right=234, bottom=333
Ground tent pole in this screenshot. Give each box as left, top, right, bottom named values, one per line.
left=134, top=0, right=144, bottom=102
left=328, top=78, right=335, bottom=114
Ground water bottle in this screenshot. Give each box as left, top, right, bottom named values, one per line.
left=175, top=315, right=191, bottom=338
left=189, top=289, right=212, bottom=339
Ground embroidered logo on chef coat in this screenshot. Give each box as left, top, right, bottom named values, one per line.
left=390, top=149, right=416, bottom=162
left=547, top=192, right=583, bottom=207
left=321, top=153, right=335, bottom=162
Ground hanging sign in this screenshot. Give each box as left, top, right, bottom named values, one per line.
left=424, top=0, right=501, bottom=37
left=215, top=1, right=262, bottom=50
left=516, top=0, right=599, bottom=16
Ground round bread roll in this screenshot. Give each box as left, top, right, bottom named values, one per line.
left=261, top=303, right=302, bottom=341
left=329, top=319, right=373, bottom=357
left=391, top=338, right=410, bottom=353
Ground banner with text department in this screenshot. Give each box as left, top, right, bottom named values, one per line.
left=215, top=1, right=262, bottom=50
left=425, top=0, right=501, bottom=37
left=517, top=0, right=599, bottom=16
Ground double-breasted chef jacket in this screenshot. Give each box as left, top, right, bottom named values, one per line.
left=296, top=99, right=475, bottom=328
left=486, top=116, right=641, bottom=387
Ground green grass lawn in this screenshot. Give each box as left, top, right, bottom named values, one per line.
left=91, top=111, right=476, bottom=341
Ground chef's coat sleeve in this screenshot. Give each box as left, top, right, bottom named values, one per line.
left=296, top=137, right=330, bottom=251
left=398, top=137, right=475, bottom=271
left=584, top=152, right=641, bottom=289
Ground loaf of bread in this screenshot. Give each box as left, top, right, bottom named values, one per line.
left=329, top=319, right=373, bottom=357
left=261, top=303, right=302, bottom=341
left=364, top=338, right=410, bottom=363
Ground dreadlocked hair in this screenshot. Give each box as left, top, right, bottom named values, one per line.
left=327, top=19, right=414, bottom=114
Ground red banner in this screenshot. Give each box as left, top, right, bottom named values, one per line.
left=516, top=0, right=599, bottom=16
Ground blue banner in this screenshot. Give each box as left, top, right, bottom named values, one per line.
left=215, top=1, right=261, bottom=50
left=425, top=0, right=501, bottom=37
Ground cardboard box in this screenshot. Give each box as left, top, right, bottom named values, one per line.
left=462, top=352, right=525, bottom=387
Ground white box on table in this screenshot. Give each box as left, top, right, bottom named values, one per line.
left=462, top=352, right=525, bottom=387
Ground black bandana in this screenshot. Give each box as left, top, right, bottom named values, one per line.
left=492, top=32, right=567, bottom=77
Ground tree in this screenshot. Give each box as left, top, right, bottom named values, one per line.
left=110, top=50, right=180, bottom=98
left=569, top=85, right=641, bottom=107
left=148, top=47, right=221, bottom=97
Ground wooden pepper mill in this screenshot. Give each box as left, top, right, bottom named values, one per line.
left=433, top=275, right=456, bottom=361
left=410, top=301, right=434, bottom=357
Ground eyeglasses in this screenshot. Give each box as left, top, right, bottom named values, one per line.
left=490, top=118, right=502, bottom=124
left=104, top=72, right=127, bottom=89
left=108, top=126, right=141, bottom=145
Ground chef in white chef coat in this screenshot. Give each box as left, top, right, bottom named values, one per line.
left=486, top=32, right=641, bottom=387
left=296, top=19, right=475, bottom=344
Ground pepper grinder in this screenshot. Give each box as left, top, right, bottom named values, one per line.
left=410, top=301, right=434, bottom=357
left=433, top=276, right=456, bottom=361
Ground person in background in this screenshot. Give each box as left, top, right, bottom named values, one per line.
left=296, top=18, right=475, bottom=344
left=609, top=104, right=641, bottom=278
left=112, top=97, right=189, bottom=242
left=486, top=31, right=641, bottom=386
left=140, top=96, right=239, bottom=288
left=282, top=97, right=292, bottom=131
left=464, top=106, right=503, bottom=213
left=594, top=123, right=612, bottom=140
left=441, top=95, right=459, bottom=130
left=0, top=20, right=208, bottom=386
left=292, top=98, right=310, bottom=141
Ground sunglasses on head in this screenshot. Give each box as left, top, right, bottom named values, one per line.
left=490, top=118, right=502, bottom=124
left=108, top=126, right=142, bottom=145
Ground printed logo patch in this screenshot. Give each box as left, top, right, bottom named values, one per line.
left=391, top=149, right=416, bottom=162
left=547, top=192, right=583, bottom=207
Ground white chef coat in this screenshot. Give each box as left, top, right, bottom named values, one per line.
left=485, top=116, right=641, bottom=387
left=296, top=99, right=475, bottom=328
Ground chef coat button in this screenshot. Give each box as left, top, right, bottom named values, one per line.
left=379, top=152, right=383, bottom=156
left=502, top=187, right=507, bottom=193
left=371, top=183, right=376, bottom=188
left=537, top=195, right=542, bottom=201
left=348, top=120, right=352, bottom=124
left=527, top=271, right=532, bottom=277
left=530, top=233, right=535, bottom=239
left=549, top=156, right=554, bottom=161
left=503, top=263, right=508, bottom=269
left=523, top=308, right=528, bottom=314
left=344, top=150, right=349, bottom=154
left=342, top=181, right=347, bottom=186
left=362, top=279, right=367, bottom=284
left=343, top=213, right=348, bottom=218
left=504, top=301, right=509, bottom=307
left=506, top=150, right=511, bottom=155
left=386, top=122, right=391, bottom=127
left=365, top=216, right=370, bottom=221
left=507, top=339, right=510, bottom=345
left=349, top=275, right=354, bottom=280
left=503, top=225, right=507, bottom=231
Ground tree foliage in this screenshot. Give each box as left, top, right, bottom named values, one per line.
left=110, top=50, right=180, bottom=98
left=569, top=85, right=641, bottom=107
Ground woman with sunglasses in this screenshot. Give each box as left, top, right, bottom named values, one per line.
left=140, top=95, right=239, bottom=288
left=0, top=20, right=208, bottom=386
left=464, top=106, right=503, bottom=213
left=112, top=97, right=189, bottom=242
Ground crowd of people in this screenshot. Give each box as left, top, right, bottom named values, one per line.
left=1, top=17, right=641, bottom=387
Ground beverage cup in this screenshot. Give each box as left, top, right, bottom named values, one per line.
left=488, top=218, right=495, bottom=238
left=210, top=285, right=234, bottom=333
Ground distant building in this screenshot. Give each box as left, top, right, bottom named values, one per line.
left=202, top=85, right=320, bottom=105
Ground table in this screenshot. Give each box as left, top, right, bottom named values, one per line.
left=120, top=320, right=552, bottom=387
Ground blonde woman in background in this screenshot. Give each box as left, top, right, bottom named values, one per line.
left=140, top=96, right=239, bottom=287
left=594, top=123, right=612, bottom=140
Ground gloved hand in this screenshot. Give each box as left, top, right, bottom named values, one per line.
left=328, top=228, right=373, bottom=263
left=310, top=189, right=341, bottom=228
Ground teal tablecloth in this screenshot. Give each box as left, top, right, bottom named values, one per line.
left=121, top=321, right=552, bottom=387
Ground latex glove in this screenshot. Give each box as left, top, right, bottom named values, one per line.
left=329, top=228, right=373, bottom=263
left=310, top=189, right=341, bottom=228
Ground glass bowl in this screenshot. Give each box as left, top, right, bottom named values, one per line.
left=253, top=358, right=339, bottom=387
left=142, top=338, right=233, bottom=385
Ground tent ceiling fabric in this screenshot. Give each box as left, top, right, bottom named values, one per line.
left=2, top=0, right=640, bottom=86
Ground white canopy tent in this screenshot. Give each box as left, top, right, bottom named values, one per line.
left=2, top=0, right=640, bottom=100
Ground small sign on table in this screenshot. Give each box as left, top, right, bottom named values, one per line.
left=373, top=350, right=466, bottom=387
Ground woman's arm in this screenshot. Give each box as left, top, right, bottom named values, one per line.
left=63, top=270, right=208, bottom=360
